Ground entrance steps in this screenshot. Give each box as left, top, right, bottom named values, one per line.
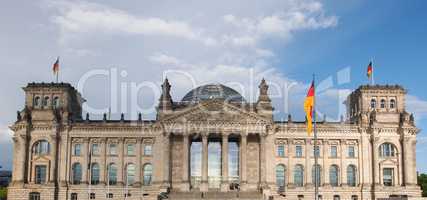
left=168, top=191, right=263, bottom=200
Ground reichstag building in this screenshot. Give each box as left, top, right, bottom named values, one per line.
left=7, top=79, right=422, bottom=200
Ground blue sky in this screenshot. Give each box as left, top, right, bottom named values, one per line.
left=0, top=0, right=427, bottom=172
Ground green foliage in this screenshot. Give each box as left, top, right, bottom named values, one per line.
left=0, top=187, right=7, bottom=200
left=419, top=173, right=427, bottom=197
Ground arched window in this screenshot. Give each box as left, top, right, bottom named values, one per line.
left=347, top=165, right=357, bottom=187
left=34, top=96, right=41, bottom=107
left=126, top=163, right=136, bottom=185
left=143, top=164, right=153, bottom=186
left=390, top=99, right=396, bottom=109
left=351, top=195, right=358, bottom=200
left=91, top=163, right=100, bottom=185
left=33, top=140, right=50, bottom=155
left=42, top=96, right=50, bottom=107
left=53, top=96, right=60, bottom=108
left=72, top=163, right=82, bottom=184
left=333, top=195, right=340, bottom=200
left=108, top=163, right=117, bottom=185
left=312, top=164, right=321, bottom=187
left=370, top=99, right=376, bottom=109
left=276, top=164, right=286, bottom=188
left=329, top=165, right=339, bottom=187
left=379, top=143, right=396, bottom=157
left=294, top=164, right=304, bottom=187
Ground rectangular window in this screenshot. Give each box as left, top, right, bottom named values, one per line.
left=144, top=145, right=152, bottom=156
left=35, top=165, right=47, bottom=184
left=109, top=143, right=117, bottom=155
left=295, top=145, right=303, bottom=157
left=277, top=145, right=285, bottom=157
left=330, top=146, right=337, bottom=158
left=29, top=192, right=41, bottom=200
left=90, top=193, right=95, bottom=199
left=127, top=144, right=135, bottom=155
left=313, top=146, right=320, bottom=157
left=383, top=168, right=394, bottom=186
left=74, top=144, right=81, bottom=156
left=107, top=193, right=113, bottom=198
left=348, top=146, right=355, bottom=158
left=91, top=144, right=99, bottom=155
left=71, top=193, right=78, bottom=200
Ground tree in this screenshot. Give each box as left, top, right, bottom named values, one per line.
left=0, top=187, right=7, bottom=200
left=418, top=173, right=427, bottom=197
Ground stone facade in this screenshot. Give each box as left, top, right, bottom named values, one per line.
left=7, top=81, right=422, bottom=200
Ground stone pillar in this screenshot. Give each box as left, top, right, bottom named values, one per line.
left=372, top=137, right=380, bottom=186
left=240, top=133, right=248, bottom=190
left=86, top=138, right=91, bottom=184
left=182, top=134, right=190, bottom=191
left=403, top=137, right=417, bottom=185
left=221, top=133, right=229, bottom=191
left=135, top=138, right=142, bottom=186
left=340, top=139, right=346, bottom=186
left=117, top=138, right=124, bottom=185
left=201, top=133, right=209, bottom=191
left=81, top=138, right=89, bottom=184
left=305, top=139, right=312, bottom=187
left=259, top=133, right=267, bottom=188
left=162, top=132, right=171, bottom=188
left=100, top=139, right=107, bottom=185
left=323, top=141, right=329, bottom=186
left=49, top=129, right=58, bottom=183
left=13, top=135, right=27, bottom=185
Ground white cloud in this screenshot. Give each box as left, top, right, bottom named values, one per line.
left=48, top=1, right=208, bottom=45
left=0, top=126, right=13, bottom=143
left=406, top=95, right=427, bottom=122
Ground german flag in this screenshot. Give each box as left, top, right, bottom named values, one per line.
left=367, top=61, right=373, bottom=79
left=304, top=81, right=315, bottom=136
left=52, top=57, right=59, bottom=75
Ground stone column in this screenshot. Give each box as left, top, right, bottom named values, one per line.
left=86, top=138, right=91, bottom=184
left=201, top=133, right=209, bottom=192
left=82, top=138, right=89, bottom=184
left=240, top=133, right=248, bottom=190
left=182, top=134, right=190, bottom=191
left=305, top=139, right=312, bottom=187
left=135, top=138, right=142, bottom=186
left=100, top=138, right=107, bottom=185
left=340, top=139, right=346, bottom=186
left=117, top=138, right=124, bottom=185
left=221, top=133, right=229, bottom=191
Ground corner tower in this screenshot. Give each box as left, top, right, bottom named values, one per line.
left=346, top=85, right=407, bottom=125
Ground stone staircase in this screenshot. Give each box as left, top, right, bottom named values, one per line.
left=167, top=191, right=263, bottom=200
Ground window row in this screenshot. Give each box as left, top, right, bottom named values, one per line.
left=71, top=162, right=153, bottom=186
left=33, top=95, right=60, bottom=108
left=73, top=143, right=152, bottom=156
left=276, top=145, right=356, bottom=158
left=370, top=98, right=396, bottom=109
left=275, top=164, right=358, bottom=188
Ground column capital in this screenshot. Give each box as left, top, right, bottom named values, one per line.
left=240, top=132, right=248, bottom=137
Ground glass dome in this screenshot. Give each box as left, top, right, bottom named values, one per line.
left=181, top=84, right=245, bottom=102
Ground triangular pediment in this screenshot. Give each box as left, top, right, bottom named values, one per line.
left=161, top=100, right=270, bottom=124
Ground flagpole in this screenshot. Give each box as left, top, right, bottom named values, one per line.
left=313, top=74, right=319, bottom=200
left=371, top=58, right=375, bottom=85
